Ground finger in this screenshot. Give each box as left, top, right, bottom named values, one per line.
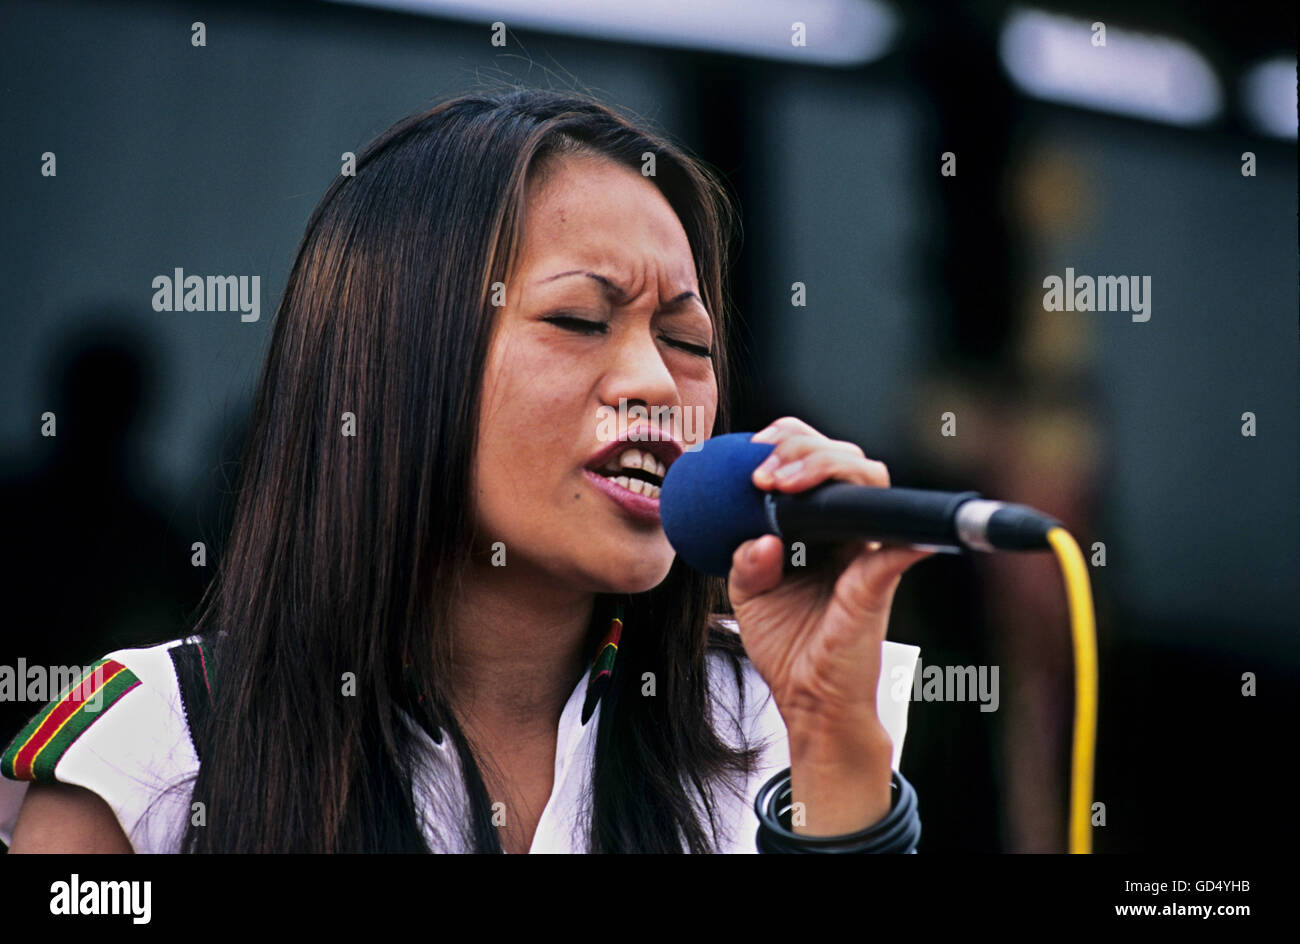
left=756, top=447, right=891, bottom=492
left=727, top=534, right=786, bottom=604
left=750, top=416, right=819, bottom=444
left=751, top=421, right=865, bottom=462
left=756, top=433, right=854, bottom=463
left=836, top=544, right=936, bottom=615
left=752, top=435, right=866, bottom=487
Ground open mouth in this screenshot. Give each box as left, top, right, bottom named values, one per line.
left=589, top=446, right=666, bottom=499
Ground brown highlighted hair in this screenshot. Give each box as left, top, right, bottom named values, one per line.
left=179, top=87, right=757, bottom=853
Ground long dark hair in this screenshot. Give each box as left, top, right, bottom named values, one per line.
left=175, top=87, right=758, bottom=853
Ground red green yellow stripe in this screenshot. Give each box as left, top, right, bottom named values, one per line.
left=589, top=620, right=622, bottom=683
left=580, top=602, right=625, bottom=724
left=1, top=659, right=140, bottom=782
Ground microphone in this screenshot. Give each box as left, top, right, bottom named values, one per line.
left=659, top=432, right=1062, bottom=577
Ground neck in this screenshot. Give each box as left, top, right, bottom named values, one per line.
left=448, top=561, right=597, bottom=743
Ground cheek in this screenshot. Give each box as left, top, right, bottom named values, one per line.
left=677, top=376, right=719, bottom=440
left=475, top=347, right=591, bottom=522
left=475, top=345, right=539, bottom=528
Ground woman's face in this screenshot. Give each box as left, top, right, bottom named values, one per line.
left=473, top=153, right=718, bottom=594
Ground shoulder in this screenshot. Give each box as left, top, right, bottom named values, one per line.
left=0, top=637, right=207, bottom=852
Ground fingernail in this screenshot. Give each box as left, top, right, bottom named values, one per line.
left=751, top=426, right=776, bottom=443
left=754, top=454, right=780, bottom=478
left=772, top=460, right=803, bottom=480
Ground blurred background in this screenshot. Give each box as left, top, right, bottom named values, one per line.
left=1, top=0, right=1295, bottom=853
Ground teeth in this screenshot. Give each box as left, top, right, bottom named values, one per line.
left=603, top=448, right=667, bottom=478
left=607, top=475, right=660, bottom=500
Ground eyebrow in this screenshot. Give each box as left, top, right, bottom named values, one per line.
left=539, top=269, right=704, bottom=310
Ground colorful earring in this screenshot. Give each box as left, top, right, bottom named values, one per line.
left=580, top=600, right=624, bottom=724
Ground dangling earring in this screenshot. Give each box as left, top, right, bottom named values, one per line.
left=580, top=600, right=623, bottom=724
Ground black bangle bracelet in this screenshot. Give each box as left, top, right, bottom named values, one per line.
left=754, top=767, right=921, bottom=853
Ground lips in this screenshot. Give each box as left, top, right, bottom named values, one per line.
left=583, top=429, right=684, bottom=478
left=582, top=427, right=685, bottom=523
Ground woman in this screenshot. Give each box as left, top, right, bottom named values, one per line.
left=1, top=88, right=931, bottom=853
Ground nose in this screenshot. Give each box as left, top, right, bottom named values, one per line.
left=596, top=322, right=680, bottom=431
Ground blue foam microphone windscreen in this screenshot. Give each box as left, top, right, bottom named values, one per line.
left=659, top=432, right=774, bottom=577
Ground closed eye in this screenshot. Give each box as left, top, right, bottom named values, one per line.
left=544, top=315, right=712, bottom=358
left=661, top=336, right=712, bottom=358
left=544, top=315, right=607, bottom=335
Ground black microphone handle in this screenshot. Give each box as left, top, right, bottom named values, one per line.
left=767, top=482, right=982, bottom=551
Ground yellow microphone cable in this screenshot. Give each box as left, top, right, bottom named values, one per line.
left=1045, top=526, right=1098, bottom=854
left=955, top=499, right=1099, bottom=853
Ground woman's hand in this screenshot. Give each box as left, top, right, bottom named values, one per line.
left=727, top=417, right=934, bottom=836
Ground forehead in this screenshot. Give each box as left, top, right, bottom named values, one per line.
left=515, top=154, right=698, bottom=291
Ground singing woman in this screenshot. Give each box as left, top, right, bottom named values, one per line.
left=1, top=88, right=931, bottom=853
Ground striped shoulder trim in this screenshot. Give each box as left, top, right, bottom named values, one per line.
left=0, top=659, right=142, bottom=782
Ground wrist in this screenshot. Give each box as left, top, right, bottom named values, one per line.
left=784, top=707, right=893, bottom=770
left=786, top=717, right=894, bottom=835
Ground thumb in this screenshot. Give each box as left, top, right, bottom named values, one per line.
left=727, top=534, right=786, bottom=604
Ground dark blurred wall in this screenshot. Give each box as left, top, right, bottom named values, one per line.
left=1, top=0, right=1294, bottom=853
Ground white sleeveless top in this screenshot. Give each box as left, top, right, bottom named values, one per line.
left=0, top=625, right=920, bottom=853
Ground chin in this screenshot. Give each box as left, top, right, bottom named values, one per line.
left=620, top=566, right=675, bottom=594
left=583, top=547, right=675, bottom=595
